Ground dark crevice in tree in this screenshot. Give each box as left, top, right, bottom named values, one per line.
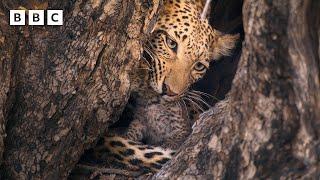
left=193, top=0, right=243, bottom=107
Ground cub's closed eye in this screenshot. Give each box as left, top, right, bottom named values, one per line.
left=194, top=62, right=207, bottom=72
left=166, top=37, right=177, bottom=52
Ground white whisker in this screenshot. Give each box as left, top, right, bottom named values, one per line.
left=179, top=99, right=190, bottom=120
left=191, top=90, right=220, bottom=101
left=136, top=67, right=153, bottom=71
left=201, top=0, right=212, bottom=20
left=181, top=98, right=188, bottom=112
left=187, top=92, right=211, bottom=109
left=176, top=101, right=182, bottom=112
left=183, top=97, right=204, bottom=112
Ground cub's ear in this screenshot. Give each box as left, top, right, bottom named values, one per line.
left=211, top=32, right=239, bottom=60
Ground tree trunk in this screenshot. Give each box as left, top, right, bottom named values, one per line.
left=154, top=0, right=320, bottom=179
left=0, top=3, right=17, bottom=166
left=0, top=0, right=160, bottom=179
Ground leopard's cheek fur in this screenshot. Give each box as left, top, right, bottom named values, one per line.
left=163, top=61, right=192, bottom=95
left=149, top=54, right=195, bottom=96
left=149, top=57, right=168, bottom=94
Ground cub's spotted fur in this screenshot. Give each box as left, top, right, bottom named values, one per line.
left=96, top=0, right=238, bottom=173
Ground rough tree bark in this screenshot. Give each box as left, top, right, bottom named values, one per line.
left=155, top=0, right=320, bottom=179
left=0, top=0, right=160, bottom=179
left=0, top=3, right=16, bottom=166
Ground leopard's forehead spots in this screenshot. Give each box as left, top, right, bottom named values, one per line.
left=154, top=0, right=214, bottom=61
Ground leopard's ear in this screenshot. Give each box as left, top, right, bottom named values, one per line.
left=210, top=32, right=239, bottom=60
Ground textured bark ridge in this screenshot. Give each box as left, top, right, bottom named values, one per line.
left=0, top=0, right=160, bottom=179
left=154, top=0, right=320, bottom=179
left=0, top=3, right=17, bottom=166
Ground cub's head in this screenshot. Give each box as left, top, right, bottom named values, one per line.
left=143, top=1, right=238, bottom=101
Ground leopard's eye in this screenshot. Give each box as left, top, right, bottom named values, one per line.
left=166, top=37, right=177, bottom=52
left=194, top=62, right=206, bottom=72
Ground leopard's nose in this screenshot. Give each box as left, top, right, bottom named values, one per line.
left=162, top=84, right=178, bottom=97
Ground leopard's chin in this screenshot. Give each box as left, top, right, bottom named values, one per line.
left=161, top=94, right=181, bottom=102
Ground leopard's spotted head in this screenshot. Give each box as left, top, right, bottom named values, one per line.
left=143, top=0, right=238, bottom=101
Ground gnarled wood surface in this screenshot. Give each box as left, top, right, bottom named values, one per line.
left=0, top=0, right=160, bottom=179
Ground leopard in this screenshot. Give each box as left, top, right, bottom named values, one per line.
left=94, top=0, right=238, bottom=174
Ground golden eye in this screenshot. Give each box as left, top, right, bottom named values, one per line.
left=166, top=37, right=177, bottom=51
left=194, top=62, right=206, bottom=72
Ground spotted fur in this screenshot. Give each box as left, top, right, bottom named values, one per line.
left=96, top=136, right=175, bottom=172
left=145, top=0, right=238, bottom=97
left=96, top=0, right=238, bottom=173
